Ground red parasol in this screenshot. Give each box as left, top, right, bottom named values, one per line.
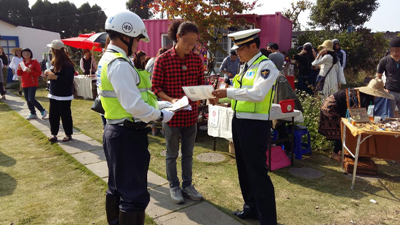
left=61, top=33, right=103, bottom=52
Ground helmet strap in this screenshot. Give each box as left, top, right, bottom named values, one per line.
left=119, top=35, right=135, bottom=56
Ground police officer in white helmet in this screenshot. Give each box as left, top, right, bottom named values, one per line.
left=99, top=11, right=174, bottom=224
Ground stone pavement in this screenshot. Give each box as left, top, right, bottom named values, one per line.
left=1, top=92, right=242, bottom=225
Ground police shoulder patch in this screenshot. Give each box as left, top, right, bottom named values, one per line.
left=260, top=69, right=270, bottom=79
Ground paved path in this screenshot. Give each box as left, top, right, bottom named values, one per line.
left=2, top=92, right=242, bottom=225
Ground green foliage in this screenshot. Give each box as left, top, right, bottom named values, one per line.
left=1, top=0, right=107, bottom=39
left=282, top=0, right=313, bottom=31
left=310, top=0, right=379, bottom=31
left=294, top=29, right=388, bottom=74
left=0, top=0, right=32, bottom=26
left=297, top=91, right=333, bottom=152
left=126, top=0, right=154, bottom=19
left=149, top=0, right=259, bottom=55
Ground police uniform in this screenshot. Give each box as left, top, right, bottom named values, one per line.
left=227, top=29, right=278, bottom=225
left=98, top=44, right=161, bottom=223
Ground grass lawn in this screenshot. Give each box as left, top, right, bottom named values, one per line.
left=0, top=94, right=156, bottom=224
left=7, top=88, right=400, bottom=225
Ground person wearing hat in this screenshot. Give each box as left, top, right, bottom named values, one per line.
left=266, top=43, right=285, bottom=71
left=377, top=37, right=400, bottom=117
left=212, top=28, right=279, bottom=225
left=319, top=78, right=394, bottom=161
left=9, top=47, right=23, bottom=95
left=0, top=46, right=9, bottom=89
left=295, top=42, right=315, bottom=94
left=99, top=11, right=174, bottom=224
left=17, top=48, right=47, bottom=120
left=332, top=39, right=347, bottom=69
left=44, top=40, right=75, bottom=142
left=0, top=55, right=6, bottom=100
left=312, top=40, right=345, bottom=97
left=219, top=49, right=240, bottom=79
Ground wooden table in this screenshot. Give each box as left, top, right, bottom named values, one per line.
left=341, top=118, right=400, bottom=189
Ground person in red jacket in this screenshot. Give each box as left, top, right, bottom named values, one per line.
left=17, top=48, right=47, bottom=120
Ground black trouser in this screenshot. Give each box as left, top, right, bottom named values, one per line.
left=274, top=122, right=291, bottom=151
left=49, top=99, right=73, bottom=136
left=334, top=140, right=342, bottom=154
left=232, top=116, right=277, bottom=225
left=103, top=124, right=151, bottom=213
left=0, top=82, right=5, bottom=95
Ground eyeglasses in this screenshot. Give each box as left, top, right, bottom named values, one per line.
left=235, top=45, right=247, bottom=52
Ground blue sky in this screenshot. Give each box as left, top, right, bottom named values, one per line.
left=28, top=0, right=398, bottom=32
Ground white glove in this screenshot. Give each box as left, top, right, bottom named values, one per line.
left=158, top=101, right=173, bottom=110
left=161, top=109, right=174, bottom=123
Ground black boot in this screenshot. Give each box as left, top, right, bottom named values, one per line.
left=119, top=210, right=145, bottom=225
left=106, top=195, right=120, bottom=225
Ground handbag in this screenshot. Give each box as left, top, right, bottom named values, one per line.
left=315, top=64, right=334, bottom=92
left=91, top=97, right=105, bottom=114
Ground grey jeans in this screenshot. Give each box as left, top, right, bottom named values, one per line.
left=163, top=123, right=197, bottom=188
left=390, top=91, right=400, bottom=116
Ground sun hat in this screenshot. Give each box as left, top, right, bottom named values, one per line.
left=47, top=40, right=65, bottom=50
left=358, top=78, right=394, bottom=99
left=11, top=47, right=23, bottom=55
left=318, top=40, right=334, bottom=52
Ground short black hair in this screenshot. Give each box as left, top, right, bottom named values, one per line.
left=243, top=37, right=260, bottom=49
left=269, top=43, right=279, bottom=50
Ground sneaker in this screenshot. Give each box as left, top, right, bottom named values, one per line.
left=182, top=185, right=203, bottom=201
left=41, top=109, right=48, bottom=119
left=170, top=187, right=184, bottom=204
left=26, top=114, right=38, bottom=120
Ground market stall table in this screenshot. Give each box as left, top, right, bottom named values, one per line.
left=74, top=75, right=97, bottom=99
left=208, top=104, right=302, bottom=171
left=341, top=118, right=400, bottom=189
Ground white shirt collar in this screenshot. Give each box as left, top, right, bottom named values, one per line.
left=107, top=45, right=128, bottom=59
left=246, top=52, right=262, bottom=67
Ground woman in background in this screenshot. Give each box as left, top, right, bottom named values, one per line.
left=9, top=48, right=24, bottom=95
left=295, top=43, right=315, bottom=94
left=312, top=40, right=345, bottom=98
left=0, top=57, right=6, bottom=100
left=45, top=40, right=75, bottom=142
left=80, top=49, right=97, bottom=75
left=17, top=48, right=47, bottom=120
left=0, top=47, right=8, bottom=89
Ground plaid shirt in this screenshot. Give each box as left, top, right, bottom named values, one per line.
left=152, top=46, right=205, bottom=127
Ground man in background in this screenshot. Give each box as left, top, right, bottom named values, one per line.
left=219, top=50, right=240, bottom=79
left=267, top=43, right=284, bottom=71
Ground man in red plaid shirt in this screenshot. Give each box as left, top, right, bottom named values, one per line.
left=152, top=21, right=205, bottom=204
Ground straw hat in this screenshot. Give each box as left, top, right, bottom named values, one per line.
left=358, top=78, right=394, bottom=99
left=11, top=47, right=23, bottom=55
left=318, top=40, right=334, bottom=52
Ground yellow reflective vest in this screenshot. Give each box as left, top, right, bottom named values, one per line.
left=97, top=51, right=158, bottom=124
left=231, top=55, right=275, bottom=119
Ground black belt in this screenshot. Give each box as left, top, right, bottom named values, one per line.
left=119, top=120, right=148, bottom=129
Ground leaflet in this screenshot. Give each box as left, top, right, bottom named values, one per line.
left=164, top=96, right=192, bottom=112
left=182, top=85, right=214, bottom=101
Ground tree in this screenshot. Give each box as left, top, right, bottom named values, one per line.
left=149, top=0, right=259, bottom=55
left=126, top=0, right=153, bottom=19
left=0, top=0, right=32, bottom=26
left=282, top=0, right=312, bottom=31
left=310, top=0, right=379, bottom=31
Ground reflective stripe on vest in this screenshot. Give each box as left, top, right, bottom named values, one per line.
left=98, top=52, right=158, bottom=124
left=231, top=55, right=275, bottom=120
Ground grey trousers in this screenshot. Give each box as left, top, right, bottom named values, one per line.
left=163, top=123, right=197, bottom=188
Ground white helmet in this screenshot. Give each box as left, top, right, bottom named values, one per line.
left=105, top=11, right=150, bottom=43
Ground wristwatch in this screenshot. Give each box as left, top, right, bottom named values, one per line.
left=156, top=111, right=164, bottom=122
